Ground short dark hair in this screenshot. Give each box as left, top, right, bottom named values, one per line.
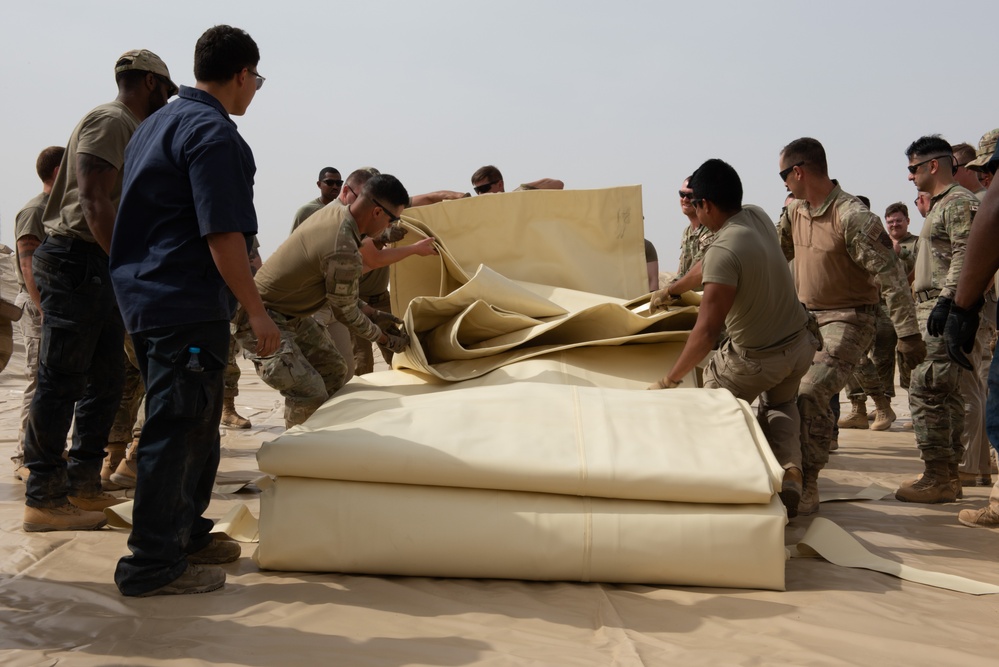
left=318, top=167, right=340, bottom=180
left=36, top=145, right=65, bottom=182
left=194, top=25, right=260, bottom=84
left=363, top=174, right=410, bottom=209
left=780, top=137, right=828, bottom=177
left=856, top=195, right=871, bottom=208
left=885, top=202, right=908, bottom=218
left=471, top=165, right=502, bottom=185
left=114, top=69, right=150, bottom=92
left=688, top=158, right=742, bottom=214
left=905, top=135, right=952, bottom=160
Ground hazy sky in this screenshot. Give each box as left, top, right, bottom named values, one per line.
left=2, top=1, right=997, bottom=266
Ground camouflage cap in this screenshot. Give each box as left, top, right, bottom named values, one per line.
left=114, top=49, right=178, bottom=97
left=965, top=128, right=999, bottom=171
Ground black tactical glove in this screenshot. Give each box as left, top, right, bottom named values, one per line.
left=926, top=296, right=952, bottom=337
left=370, top=309, right=404, bottom=332
left=382, top=328, right=410, bottom=353
left=944, top=300, right=982, bottom=371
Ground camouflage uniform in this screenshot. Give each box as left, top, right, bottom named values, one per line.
left=352, top=256, right=394, bottom=375
left=909, top=184, right=976, bottom=464
left=778, top=184, right=919, bottom=473
left=235, top=204, right=382, bottom=428
left=677, top=223, right=715, bottom=281
left=846, top=232, right=919, bottom=399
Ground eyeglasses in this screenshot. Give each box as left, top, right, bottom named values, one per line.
left=779, top=161, right=805, bottom=182
left=248, top=69, right=265, bottom=91
left=678, top=191, right=693, bottom=200
left=689, top=198, right=705, bottom=208
left=907, top=155, right=950, bottom=174
left=473, top=180, right=500, bottom=195
left=372, top=199, right=400, bottom=224
left=322, top=179, right=343, bottom=187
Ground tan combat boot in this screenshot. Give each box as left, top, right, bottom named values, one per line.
left=797, top=468, right=820, bottom=516
left=779, top=467, right=803, bottom=519
left=24, top=503, right=108, bottom=532
left=958, top=504, right=999, bottom=529
left=895, top=460, right=956, bottom=503
left=68, top=492, right=125, bottom=511
left=869, top=395, right=896, bottom=431
left=221, top=397, right=251, bottom=429
left=102, top=442, right=127, bottom=491
left=838, top=399, right=869, bottom=429
left=110, top=438, right=138, bottom=489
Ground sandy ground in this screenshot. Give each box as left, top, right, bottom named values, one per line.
left=1, top=318, right=999, bottom=665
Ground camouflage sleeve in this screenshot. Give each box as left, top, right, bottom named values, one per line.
left=776, top=206, right=794, bottom=262
left=940, top=198, right=975, bottom=299
left=692, top=229, right=715, bottom=264
left=322, top=250, right=381, bottom=342
left=844, top=209, right=920, bottom=338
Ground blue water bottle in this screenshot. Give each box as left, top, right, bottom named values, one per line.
left=186, top=347, right=203, bottom=372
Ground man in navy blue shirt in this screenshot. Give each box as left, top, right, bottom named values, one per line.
left=109, top=24, right=279, bottom=597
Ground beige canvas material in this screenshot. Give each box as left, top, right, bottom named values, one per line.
left=392, top=185, right=649, bottom=313
left=253, top=476, right=788, bottom=591
left=257, top=373, right=783, bottom=504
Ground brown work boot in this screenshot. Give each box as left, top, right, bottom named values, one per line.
left=221, top=397, right=251, bottom=429
left=102, top=442, right=127, bottom=491
left=110, top=440, right=138, bottom=489
left=23, top=503, right=108, bottom=532
left=870, top=395, right=896, bottom=431
left=188, top=538, right=242, bottom=564
left=838, top=399, right=869, bottom=429
left=958, top=471, right=980, bottom=487
left=136, top=563, right=226, bottom=597
left=958, top=505, right=999, bottom=529
left=778, top=467, right=803, bottom=519
left=895, top=460, right=956, bottom=503
left=949, top=462, right=963, bottom=500
left=797, top=468, right=820, bottom=516
left=69, top=492, right=125, bottom=511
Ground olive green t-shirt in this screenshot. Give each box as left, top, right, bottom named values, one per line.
left=13, top=192, right=48, bottom=287
left=701, top=205, right=806, bottom=351
left=43, top=100, right=139, bottom=242
left=290, top=197, right=324, bottom=233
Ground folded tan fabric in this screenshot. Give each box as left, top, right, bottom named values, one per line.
left=393, top=186, right=649, bottom=313
left=253, top=477, right=787, bottom=591
left=258, top=355, right=782, bottom=504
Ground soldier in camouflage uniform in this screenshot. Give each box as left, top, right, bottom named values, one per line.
left=234, top=174, right=412, bottom=428
left=896, top=136, right=978, bottom=503
left=840, top=202, right=919, bottom=431
left=777, top=138, right=926, bottom=516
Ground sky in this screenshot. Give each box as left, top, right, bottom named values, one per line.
left=2, top=1, right=998, bottom=267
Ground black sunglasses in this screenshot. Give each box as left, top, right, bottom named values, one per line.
left=779, top=161, right=805, bottom=182
left=474, top=180, right=500, bottom=194
left=678, top=191, right=693, bottom=200
left=372, top=198, right=400, bottom=224
left=322, top=179, right=343, bottom=187
left=907, top=155, right=951, bottom=175
left=689, top=198, right=705, bottom=208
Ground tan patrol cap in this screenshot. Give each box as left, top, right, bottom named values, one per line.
left=965, top=128, right=999, bottom=172
left=114, top=49, right=178, bottom=97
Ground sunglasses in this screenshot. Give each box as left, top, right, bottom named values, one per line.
left=474, top=180, right=500, bottom=194
left=372, top=198, right=400, bottom=224
left=678, top=191, right=693, bottom=200
left=779, top=161, right=805, bottom=182
left=322, top=179, right=343, bottom=187
left=689, top=198, right=705, bottom=208
left=907, top=155, right=950, bottom=174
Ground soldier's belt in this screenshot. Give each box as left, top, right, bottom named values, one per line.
left=914, top=288, right=942, bottom=304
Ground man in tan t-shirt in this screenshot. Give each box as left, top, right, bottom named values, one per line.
left=649, top=159, right=818, bottom=518
left=234, top=174, right=413, bottom=428
left=22, top=50, right=177, bottom=533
